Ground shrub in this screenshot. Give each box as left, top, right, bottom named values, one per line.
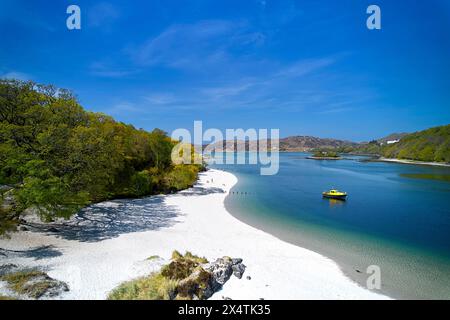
left=0, top=270, right=64, bottom=299
left=108, top=273, right=178, bottom=300
left=108, top=251, right=210, bottom=300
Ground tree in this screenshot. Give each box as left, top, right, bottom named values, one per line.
left=0, top=80, right=202, bottom=235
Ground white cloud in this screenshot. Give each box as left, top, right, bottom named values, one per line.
left=1, top=71, right=32, bottom=81
left=128, top=20, right=262, bottom=70
left=144, top=93, right=177, bottom=105
left=275, top=58, right=335, bottom=78
left=89, top=61, right=135, bottom=78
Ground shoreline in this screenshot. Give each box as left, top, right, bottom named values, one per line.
left=0, top=169, right=388, bottom=300
left=375, top=157, right=450, bottom=167
left=306, top=156, right=343, bottom=160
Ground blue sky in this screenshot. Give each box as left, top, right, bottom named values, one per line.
left=1, top=0, right=449, bottom=141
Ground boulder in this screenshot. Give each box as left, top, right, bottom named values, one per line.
left=204, top=256, right=246, bottom=285
left=203, top=257, right=234, bottom=287
left=232, top=263, right=246, bottom=279
left=172, top=256, right=246, bottom=300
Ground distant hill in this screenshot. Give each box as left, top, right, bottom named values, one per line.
left=279, top=136, right=358, bottom=152
left=382, top=124, right=450, bottom=163
left=202, top=140, right=276, bottom=152
left=377, top=133, right=410, bottom=145
left=202, top=136, right=357, bottom=152
left=200, top=124, right=450, bottom=164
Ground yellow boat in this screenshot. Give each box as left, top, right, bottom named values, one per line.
left=322, top=189, right=347, bottom=200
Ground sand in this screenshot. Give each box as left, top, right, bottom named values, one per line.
left=0, top=169, right=389, bottom=300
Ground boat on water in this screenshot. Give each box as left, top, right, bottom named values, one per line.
left=322, top=189, right=347, bottom=200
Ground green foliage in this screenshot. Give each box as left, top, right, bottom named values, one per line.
left=0, top=207, right=18, bottom=236
left=108, top=272, right=179, bottom=300
left=312, top=149, right=340, bottom=158
left=161, top=251, right=208, bottom=280
left=171, top=250, right=183, bottom=260
left=336, top=125, right=450, bottom=163
left=381, top=125, right=450, bottom=163
left=147, top=255, right=161, bottom=261
left=108, top=251, right=210, bottom=300
left=0, top=80, right=201, bottom=234
left=162, top=165, right=201, bottom=193
left=176, top=267, right=213, bottom=300
left=184, top=251, right=208, bottom=264
left=0, top=270, right=61, bottom=299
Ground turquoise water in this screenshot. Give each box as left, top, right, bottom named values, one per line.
left=212, top=153, right=450, bottom=299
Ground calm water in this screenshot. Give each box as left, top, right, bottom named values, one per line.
left=212, top=153, right=450, bottom=299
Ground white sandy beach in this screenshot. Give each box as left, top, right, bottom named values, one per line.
left=0, top=169, right=389, bottom=300
left=378, top=157, right=450, bottom=167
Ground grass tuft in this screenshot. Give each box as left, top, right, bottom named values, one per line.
left=109, top=251, right=210, bottom=300
left=108, top=273, right=178, bottom=300
left=0, top=270, right=66, bottom=299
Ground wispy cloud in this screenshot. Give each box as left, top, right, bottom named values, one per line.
left=89, top=61, right=136, bottom=78
left=128, top=20, right=263, bottom=70
left=275, top=58, right=335, bottom=78
left=90, top=17, right=373, bottom=118
left=144, top=93, right=177, bottom=105
left=0, top=71, right=32, bottom=81
left=108, top=102, right=142, bottom=115
left=87, top=2, right=121, bottom=29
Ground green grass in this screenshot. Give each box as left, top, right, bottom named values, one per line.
left=161, top=251, right=208, bottom=280
left=184, top=251, right=208, bottom=264
left=146, top=255, right=161, bottom=261
left=176, top=267, right=213, bottom=300
left=0, top=270, right=56, bottom=299
left=108, top=272, right=178, bottom=300
left=108, top=251, right=210, bottom=300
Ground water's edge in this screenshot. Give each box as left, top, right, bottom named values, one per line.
left=219, top=169, right=396, bottom=299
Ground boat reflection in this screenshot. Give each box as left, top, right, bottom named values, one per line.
left=327, top=198, right=346, bottom=208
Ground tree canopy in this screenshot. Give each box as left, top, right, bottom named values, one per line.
left=0, top=80, right=203, bottom=234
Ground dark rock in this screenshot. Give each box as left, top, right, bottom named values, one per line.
left=231, top=263, right=246, bottom=279
left=19, top=226, right=28, bottom=231
left=168, top=256, right=246, bottom=300
left=246, top=276, right=251, bottom=280
left=204, top=257, right=234, bottom=287
left=356, top=269, right=362, bottom=274
left=47, top=227, right=59, bottom=233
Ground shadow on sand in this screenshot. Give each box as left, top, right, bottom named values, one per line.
left=24, top=185, right=225, bottom=243
left=0, top=245, right=62, bottom=261
left=26, top=196, right=180, bottom=242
